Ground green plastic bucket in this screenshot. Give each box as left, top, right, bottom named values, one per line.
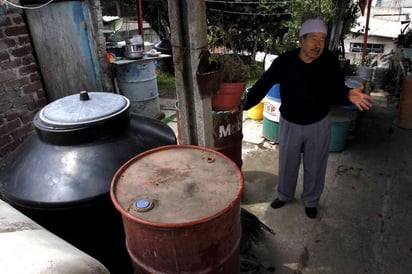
left=262, top=117, right=279, bottom=143
left=329, top=121, right=351, bottom=152
left=329, top=107, right=358, bottom=152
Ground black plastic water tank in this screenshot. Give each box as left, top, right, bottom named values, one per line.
left=0, top=91, right=177, bottom=274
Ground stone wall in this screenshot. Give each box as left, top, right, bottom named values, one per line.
left=0, top=6, right=47, bottom=160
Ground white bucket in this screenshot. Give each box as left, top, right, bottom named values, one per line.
left=263, top=97, right=281, bottom=122
left=262, top=85, right=281, bottom=142
left=263, top=84, right=281, bottom=122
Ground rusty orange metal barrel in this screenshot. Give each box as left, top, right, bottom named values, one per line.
left=110, top=145, right=244, bottom=273
left=213, top=110, right=243, bottom=168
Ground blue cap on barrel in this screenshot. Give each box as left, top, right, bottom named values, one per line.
left=134, top=199, right=154, bottom=212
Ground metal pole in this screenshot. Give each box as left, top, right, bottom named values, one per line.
left=361, top=0, right=372, bottom=66
left=136, top=0, right=144, bottom=48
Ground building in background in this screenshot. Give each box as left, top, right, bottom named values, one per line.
left=344, top=1, right=412, bottom=67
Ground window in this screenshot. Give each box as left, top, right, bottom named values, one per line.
left=350, top=43, right=384, bottom=53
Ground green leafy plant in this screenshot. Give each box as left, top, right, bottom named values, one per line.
left=216, top=54, right=249, bottom=83
left=196, top=50, right=224, bottom=97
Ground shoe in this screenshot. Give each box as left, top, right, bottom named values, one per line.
left=305, top=207, right=317, bottom=219
left=270, top=198, right=286, bottom=209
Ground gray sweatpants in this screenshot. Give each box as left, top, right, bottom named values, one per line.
left=277, top=115, right=331, bottom=207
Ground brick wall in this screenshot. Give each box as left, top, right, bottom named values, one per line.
left=0, top=6, right=48, bottom=161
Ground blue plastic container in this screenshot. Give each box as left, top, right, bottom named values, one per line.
left=329, top=121, right=351, bottom=152
left=267, top=84, right=280, bottom=100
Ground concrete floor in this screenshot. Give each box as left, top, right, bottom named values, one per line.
left=160, top=95, right=412, bottom=274
left=236, top=98, right=412, bottom=274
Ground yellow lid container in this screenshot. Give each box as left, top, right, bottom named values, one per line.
left=247, top=101, right=264, bottom=120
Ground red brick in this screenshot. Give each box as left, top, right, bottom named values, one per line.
left=28, top=97, right=47, bottom=111
left=5, top=109, right=21, bottom=121
left=11, top=45, right=32, bottom=58
left=23, top=81, right=43, bottom=94
left=22, top=55, right=35, bottom=65
left=30, top=73, right=41, bottom=82
left=12, top=123, right=34, bottom=141
left=22, top=81, right=43, bottom=91
left=4, top=38, right=17, bottom=48
left=12, top=15, right=24, bottom=25
left=19, top=63, right=38, bottom=75
left=0, top=134, right=13, bottom=149
left=18, top=35, right=30, bottom=45
left=5, top=26, right=27, bottom=37
left=5, top=118, right=21, bottom=131
left=36, top=89, right=47, bottom=99
left=34, top=97, right=48, bottom=109
left=0, top=141, right=19, bottom=159
left=21, top=110, right=36, bottom=123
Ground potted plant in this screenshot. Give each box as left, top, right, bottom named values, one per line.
left=212, top=54, right=249, bottom=111
left=196, top=50, right=223, bottom=98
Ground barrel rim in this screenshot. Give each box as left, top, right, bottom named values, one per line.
left=110, top=144, right=244, bottom=228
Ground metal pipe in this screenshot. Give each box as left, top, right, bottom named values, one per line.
left=136, top=0, right=144, bottom=49
left=361, top=0, right=372, bottom=66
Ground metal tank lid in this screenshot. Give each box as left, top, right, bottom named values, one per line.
left=39, top=91, right=130, bottom=128
left=111, top=145, right=244, bottom=225
left=33, top=91, right=131, bottom=145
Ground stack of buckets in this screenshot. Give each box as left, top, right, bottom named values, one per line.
left=260, top=83, right=356, bottom=152
left=262, top=84, right=281, bottom=142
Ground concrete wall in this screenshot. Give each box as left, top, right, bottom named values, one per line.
left=0, top=6, right=47, bottom=161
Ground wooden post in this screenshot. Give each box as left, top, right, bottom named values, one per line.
left=167, top=0, right=214, bottom=147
